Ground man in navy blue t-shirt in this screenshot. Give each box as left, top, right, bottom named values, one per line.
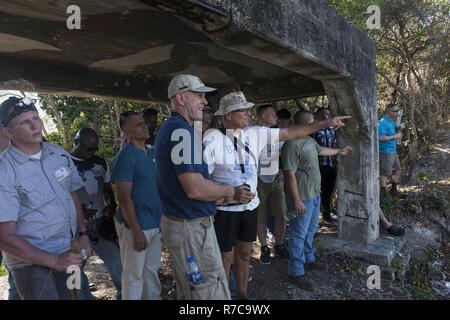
left=155, top=74, right=253, bottom=300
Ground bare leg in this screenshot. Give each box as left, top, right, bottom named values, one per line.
left=221, top=249, right=234, bottom=285
left=273, top=216, right=286, bottom=245
left=392, top=169, right=401, bottom=184
left=380, top=175, right=388, bottom=188
left=234, top=240, right=252, bottom=297
left=379, top=208, right=392, bottom=230
left=256, top=222, right=267, bottom=247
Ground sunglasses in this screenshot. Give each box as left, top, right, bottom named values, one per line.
left=80, top=142, right=98, bottom=153
left=202, top=109, right=212, bottom=114
left=17, top=97, right=36, bottom=106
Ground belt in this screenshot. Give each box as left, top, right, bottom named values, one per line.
left=165, top=214, right=209, bottom=222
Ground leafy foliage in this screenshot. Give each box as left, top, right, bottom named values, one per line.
left=39, top=95, right=167, bottom=165
left=329, top=0, right=450, bottom=164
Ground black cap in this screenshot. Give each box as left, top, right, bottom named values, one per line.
left=0, top=97, right=38, bottom=127
left=385, top=103, right=399, bottom=112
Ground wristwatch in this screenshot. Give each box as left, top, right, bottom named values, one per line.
left=79, top=230, right=89, bottom=237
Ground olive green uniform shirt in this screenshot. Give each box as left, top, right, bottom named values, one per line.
left=281, top=136, right=322, bottom=203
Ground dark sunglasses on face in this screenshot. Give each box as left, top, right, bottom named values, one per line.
left=81, top=143, right=98, bottom=153
left=203, top=109, right=212, bottom=114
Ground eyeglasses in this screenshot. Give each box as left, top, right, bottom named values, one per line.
left=202, top=109, right=212, bottom=114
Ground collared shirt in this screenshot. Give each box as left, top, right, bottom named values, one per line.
left=203, top=126, right=280, bottom=212
left=155, top=114, right=216, bottom=219
left=0, top=142, right=84, bottom=269
left=378, top=115, right=397, bottom=154
left=312, top=127, right=337, bottom=167
left=281, top=137, right=322, bottom=203
left=111, top=143, right=162, bottom=230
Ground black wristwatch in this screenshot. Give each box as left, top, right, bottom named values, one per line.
left=79, top=230, right=89, bottom=237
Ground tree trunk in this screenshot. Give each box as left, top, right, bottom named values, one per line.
left=41, top=94, right=68, bottom=147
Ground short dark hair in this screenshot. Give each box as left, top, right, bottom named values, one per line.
left=143, top=108, right=158, bottom=118
left=74, top=128, right=98, bottom=142
left=277, top=108, right=291, bottom=120
left=119, top=111, right=139, bottom=130
left=316, top=107, right=330, bottom=113
left=385, top=103, right=399, bottom=112
left=256, top=104, right=276, bottom=118
left=293, top=110, right=313, bottom=125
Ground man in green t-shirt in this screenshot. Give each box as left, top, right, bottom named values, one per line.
left=281, top=110, right=353, bottom=290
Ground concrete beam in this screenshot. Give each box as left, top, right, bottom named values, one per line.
left=0, top=55, right=324, bottom=104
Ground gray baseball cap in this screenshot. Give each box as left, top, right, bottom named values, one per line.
left=167, top=74, right=217, bottom=99
left=214, top=91, right=255, bottom=116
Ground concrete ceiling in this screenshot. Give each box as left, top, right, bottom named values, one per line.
left=0, top=0, right=371, bottom=104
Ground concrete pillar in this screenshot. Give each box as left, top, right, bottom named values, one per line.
left=323, top=78, right=379, bottom=244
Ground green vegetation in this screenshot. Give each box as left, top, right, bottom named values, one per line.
left=39, top=95, right=167, bottom=165
left=329, top=0, right=449, bottom=164
left=407, top=249, right=438, bottom=299
left=0, top=263, right=7, bottom=277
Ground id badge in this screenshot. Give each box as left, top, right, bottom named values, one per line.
left=54, top=167, right=70, bottom=181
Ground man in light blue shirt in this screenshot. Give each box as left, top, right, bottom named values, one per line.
left=0, top=97, right=91, bottom=300
left=378, top=103, right=404, bottom=196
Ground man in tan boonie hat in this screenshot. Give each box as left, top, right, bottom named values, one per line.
left=214, top=91, right=254, bottom=116
left=203, top=90, right=352, bottom=299
left=167, top=74, right=216, bottom=99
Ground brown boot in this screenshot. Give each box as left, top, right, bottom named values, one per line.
left=288, top=274, right=315, bottom=290
left=305, top=261, right=326, bottom=271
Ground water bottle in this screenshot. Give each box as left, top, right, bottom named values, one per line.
left=186, top=256, right=202, bottom=285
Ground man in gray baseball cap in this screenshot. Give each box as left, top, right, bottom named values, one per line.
left=155, top=75, right=253, bottom=300
left=167, top=74, right=217, bottom=99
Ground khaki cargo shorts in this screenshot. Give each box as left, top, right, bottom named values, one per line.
left=379, top=153, right=401, bottom=176
left=160, top=214, right=230, bottom=300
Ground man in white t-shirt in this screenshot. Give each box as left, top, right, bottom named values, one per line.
left=203, top=91, right=351, bottom=299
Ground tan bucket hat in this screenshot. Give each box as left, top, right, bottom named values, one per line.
left=167, top=74, right=217, bottom=99
left=214, top=91, right=255, bottom=116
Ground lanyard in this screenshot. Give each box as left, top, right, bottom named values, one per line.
left=220, top=128, right=250, bottom=174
